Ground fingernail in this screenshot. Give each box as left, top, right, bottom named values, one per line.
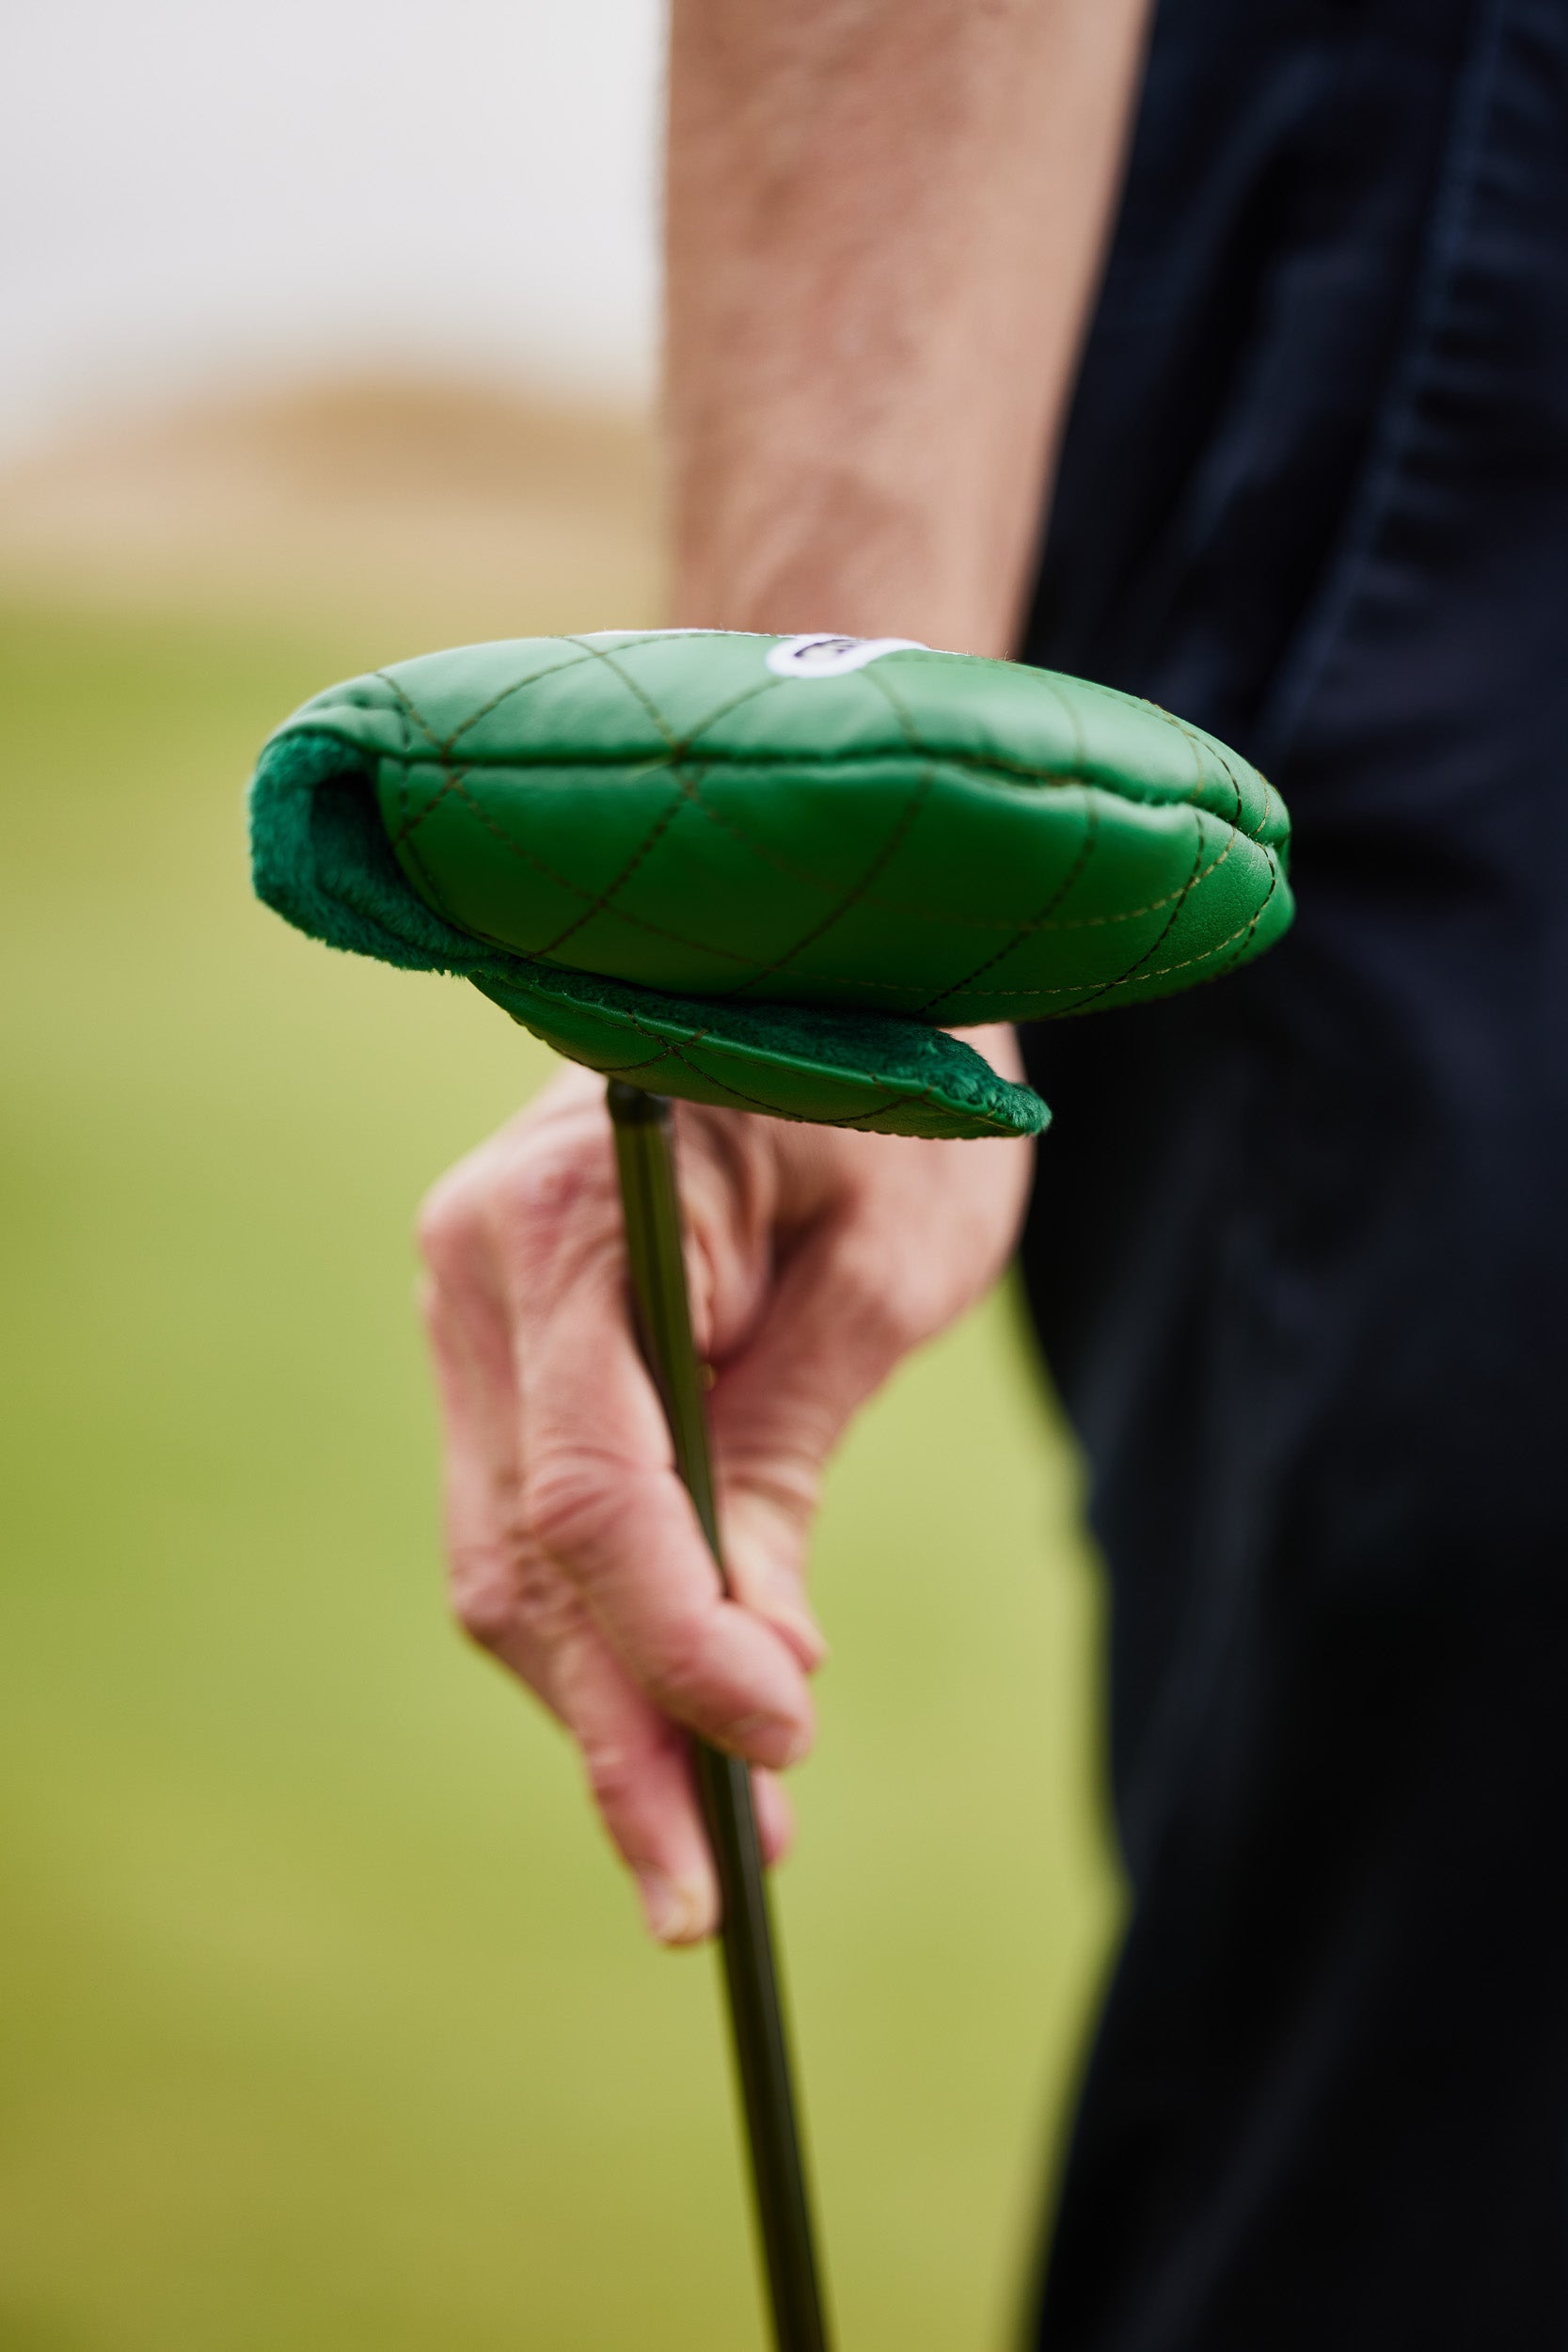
left=722, top=1526, right=829, bottom=1667
left=635, top=1869, right=708, bottom=1947
left=725, top=1713, right=813, bottom=1770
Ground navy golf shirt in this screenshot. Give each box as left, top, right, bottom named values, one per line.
left=1018, top=3, right=1568, bottom=2344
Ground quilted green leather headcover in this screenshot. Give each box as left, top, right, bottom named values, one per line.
left=250, top=628, right=1292, bottom=1138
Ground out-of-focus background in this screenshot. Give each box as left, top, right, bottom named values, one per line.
left=0, top=7, right=1119, bottom=2346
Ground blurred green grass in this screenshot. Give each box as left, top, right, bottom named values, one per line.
left=0, top=596, right=1119, bottom=2351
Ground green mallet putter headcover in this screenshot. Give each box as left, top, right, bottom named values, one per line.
left=249, top=628, right=1292, bottom=1136
left=248, top=627, right=1291, bottom=2352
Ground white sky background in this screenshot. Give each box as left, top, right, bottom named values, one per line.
left=3, top=0, right=663, bottom=453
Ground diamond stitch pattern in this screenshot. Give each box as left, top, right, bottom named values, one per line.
left=251, top=628, right=1293, bottom=1139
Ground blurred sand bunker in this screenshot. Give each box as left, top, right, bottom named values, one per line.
left=0, top=378, right=660, bottom=639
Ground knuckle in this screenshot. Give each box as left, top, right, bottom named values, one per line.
left=519, top=1450, right=623, bottom=1571
left=446, top=1542, right=517, bottom=1651
left=580, top=1738, right=647, bottom=1819
left=722, top=1454, right=821, bottom=1536
left=497, top=1141, right=594, bottom=1229
left=416, top=1165, right=484, bottom=1276
left=507, top=1549, right=581, bottom=1648
left=832, top=1236, right=920, bottom=1355
left=418, top=1122, right=610, bottom=1279
left=489, top=1124, right=616, bottom=1250
left=448, top=1533, right=580, bottom=1655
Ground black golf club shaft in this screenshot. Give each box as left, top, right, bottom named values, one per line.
left=607, top=1080, right=832, bottom=2352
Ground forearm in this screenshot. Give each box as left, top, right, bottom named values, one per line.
left=664, top=0, right=1152, bottom=655
left=420, top=7, right=1139, bottom=1940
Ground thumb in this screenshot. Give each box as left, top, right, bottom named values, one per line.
left=707, top=1216, right=914, bottom=1666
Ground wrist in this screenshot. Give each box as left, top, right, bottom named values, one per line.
left=667, top=477, right=1018, bottom=658
left=949, top=1022, right=1024, bottom=1085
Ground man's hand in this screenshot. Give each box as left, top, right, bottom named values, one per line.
left=417, top=0, right=1148, bottom=1947
left=417, top=1038, right=1033, bottom=1945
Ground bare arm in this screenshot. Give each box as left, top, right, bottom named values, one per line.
left=419, top=0, right=1150, bottom=1945
left=666, top=0, right=1152, bottom=653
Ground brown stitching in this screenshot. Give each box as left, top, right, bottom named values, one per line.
left=372, top=670, right=444, bottom=755
left=678, top=675, right=790, bottom=746
left=393, top=739, right=687, bottom=852
left=780, top=859, right=1280, bottom=998
left=866, top=658, right=1259, bottom=829
left=375, top=644, right=1277, bottom=847
left=911, top=764, right=1262, bottom=1014
left=911, top=791, right=1259, bottom=1014
left=1213, top=855, right=1281, bottom=980
left=1107, top=891, right=1280, bottom=987
left=389, top=755, right=467, bottom=847
left=376, top=707, right=467, bottom=930
left=916, top=789, right=1100, bottom=1016
left=1145, top=695, right=1281, bottom=850
left=1164, top=711, right=1265, bottom=854
left=1049, top=812, right=1214, bottom=1016
left=834, top=1074, right=948, bottom=1131
left=372, top=648, right=604, bottom=760
left=558, top=640, right=839, bottom=924
left=531, top=790, right=691, bottom=960
left=375, top=721, right=1280, bottom=858
left=676, top=1042, right=947, bottom=1131
left=542, top=642, right=847, bottom=940
left=397, top=813, right=465, bottom=932
left=558, top=635, right=684, bottom=751
left=653, top=771, right=1257, bottom=933
left=562, top=637, right=791, bottom=755
left=1053, top=861, right=1281, bottom=1007
left=373, top=735, right=1260, bottom=807
left=533, top=985, right=959, bottom=1130
left=559, top=639, right=814, bottom=880
left=588, top=1008, right=916, bottom=1126
left=575, top=1035, right=682, bottom=1082
left=559, top=636, right=790, bottom=764
left=395, top=744, right=1270, bottom=946
left=726, top=765, right=937, bottom=999
left=442, top=648, right=603, bottom=753
left=461, top=639, right=938, bottom=988
left=372, top=645, right=1280, bottom=1010
left=1012, top=831, right=1241, bottom=928
left=512, top=969, right=735, bottom=1083
left=436, top=776, right=761, bottom=967
left=1030, top=670, right=1090, bottom=777
left=382, top=651, right=610, bottom=842
left=702, top=660, right=942, bottom=993
left=474, top=636, right=857, bottom=963
left=701, top=660, right=943, bottom=1009
left=392, top=697, right=413, bottom=834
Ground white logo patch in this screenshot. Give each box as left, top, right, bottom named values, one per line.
left=765, top=633, right=926, bottom=680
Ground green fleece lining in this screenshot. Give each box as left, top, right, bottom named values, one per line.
left=248, top=728, right=1048, bottom=1140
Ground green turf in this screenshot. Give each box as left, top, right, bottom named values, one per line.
left=0, top=599, right=1120, bottom=2352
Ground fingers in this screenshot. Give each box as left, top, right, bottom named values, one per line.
left=514, top=1233, right=817, bottom=1766
left=547, top=1638, right=797, bottom=1945
left=752, top=1769, right=796, bottom=1870
left=417, top=1084, right=809, bottom=1944
left=550, top=1629, right=720, bottom=1943
left=417, top=1074, right=1033, bottom=1950
left=707, top=1111, right=1035, bottom=1629
left=421, top=1090, right=815, bottom=1764
left=422, top=1236, right=721, bottom=1939
left=706, top=1213, right=915, bottom=1636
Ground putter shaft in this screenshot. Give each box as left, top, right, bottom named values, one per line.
left=608, top=1080, right=832, bottom=2352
